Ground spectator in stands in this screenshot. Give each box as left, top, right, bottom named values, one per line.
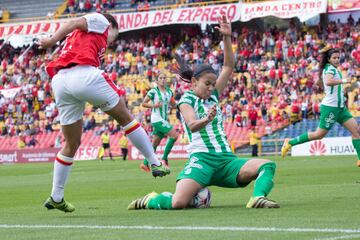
left=67, top=0, right=76, bottom=13
left=248, top=105, right=258, bottom=128
left=140, top=71, right=178, bottom=171
left=281, top=47, right=360, bottom=167
left=84, top=0, right=93, bottom=12
left=290, top=100, right=300, bottom=124
left=128, top=15, right=279, bottom=211
left=300, top=97, right=309, bottom=120
left=119, top=133, right=128, bottom=160
left=27, top=136, right=38, bottom=147
left=17, top=134, right=26, bottom=149
left=39, top=12, right=169, bottom=213
left=312, top=99, right=320, bottom=119
left=45, top=120, right=54, bottom=133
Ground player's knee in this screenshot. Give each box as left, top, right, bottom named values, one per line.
left=172, top=132, right=179, bottom=139
left=313, top=132, right=325, bottom=140
left=169, top=130, right=179, bottom=139
left=171, top=198, right=189, bottom=209
left=65, top=139, right=81, bottom=154
left=352, top=125, right=360, bottom=138
left=261, top=161, right=276, bottom=171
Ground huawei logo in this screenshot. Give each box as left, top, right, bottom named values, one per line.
left=309, top=140, right=326, bottom=155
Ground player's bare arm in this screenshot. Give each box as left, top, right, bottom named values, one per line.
left=214, top=15, right=235, bottom=96
left=38, top=17, right=88, bottom=49
left=324, top=73, right=351, bottom=86
left=142, top=96, right=162, bottom=108
left=179, top=104, right=216, bottom=133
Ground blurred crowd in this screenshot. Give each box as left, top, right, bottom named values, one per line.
left=66, top=0, right=116, bottom=14
left=0, top=16, right=359, bottom=149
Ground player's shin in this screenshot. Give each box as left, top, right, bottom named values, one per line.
left=289, top=132, right=309, bottom=146
left=352, top=139, right=360, bottom=165
left=147, top=192, right=173, bottom=210
left=252, top=162, right=276, bottom=197
left=123, top=120, right=160, bottom=166
left=51, top=153, right=73, bottom=202
left=162, top=138, right=176, bottom=162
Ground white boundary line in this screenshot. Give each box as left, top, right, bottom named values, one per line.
left=0, top=225, right=360, bottom=233
left=315, top=234, right=360, bottom=240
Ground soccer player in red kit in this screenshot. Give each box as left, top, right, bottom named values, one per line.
left=38, top=13, right=170, bottom=213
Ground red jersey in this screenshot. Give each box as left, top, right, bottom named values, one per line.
left=46, top=13, right=110, bottom=78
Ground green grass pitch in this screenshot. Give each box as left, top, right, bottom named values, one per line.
left=1, top=155, right=360, bottom=240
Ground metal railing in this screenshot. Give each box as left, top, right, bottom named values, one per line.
left=231, top=138, right=285, bottom=156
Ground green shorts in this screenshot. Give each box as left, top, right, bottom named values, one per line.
left=151, top=120, right=173, bottom=138
left=319, top=105, right=353, bottom=130
left=177, top=152, right=249, bottom=188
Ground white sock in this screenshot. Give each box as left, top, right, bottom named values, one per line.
left=123, top=120, right=160, bottom=166
left=51, top=153, right=73, bottom=202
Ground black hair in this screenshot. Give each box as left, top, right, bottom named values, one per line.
left=102, top=13, right=118, bottom=29
left=317, top=48, right=340, bottom=89
left=318, top=48, right=340, bottom=81
left=174, top=54, right=217, bottom=83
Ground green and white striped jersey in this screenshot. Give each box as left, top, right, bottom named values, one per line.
left=146, top=86, right=173, bottom=123
left=178, top=90, right=232, bottom=154
left=321, top=63, right=345, bottom=108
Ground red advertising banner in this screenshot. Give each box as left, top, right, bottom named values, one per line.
left=240, top=0, right=327, bottom=22
left=73, top=146, right=100, bottom=160
left=0, top=146, right=100, bottom=164
left=328, top=0, right=360, bottom=13
left=0, top=148, right=59, bottom=164
left=128, top=143, right=188, bottom=160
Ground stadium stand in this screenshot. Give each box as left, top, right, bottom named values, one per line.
left=0, top=0, right=359, bottom=156
left=0, top=0, right=64, bottom=19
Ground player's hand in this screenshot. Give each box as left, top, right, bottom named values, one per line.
left=153, top=102, right=163, bottom=108
left=214, top=14, right=231, bottom=37
left=206, top=105, right=217, bottom=122
left=37, top=37, right=56, bottom=49
left=343, top=77, right=352, bottom=84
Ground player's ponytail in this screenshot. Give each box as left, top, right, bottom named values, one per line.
left=174, top=54, right=218, bottom=83
left=174, top=54, right=193, bottom=83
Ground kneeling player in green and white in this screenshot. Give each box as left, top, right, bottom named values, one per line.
left=281, top=47, right=360, bottom=167
left=140, top=71, right=179, bottom=172
left=128, top=15, right=279, bottom=210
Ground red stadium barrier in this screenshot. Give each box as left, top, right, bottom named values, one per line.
left=0, top=148, right=59, bottom=164
left=0, top=146, right=100, bottom=164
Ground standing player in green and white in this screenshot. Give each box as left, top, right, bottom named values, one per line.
left=281, top=47, right=360, bottom=167
left=140, top=71, right=178, bottom=172
left=128, top=15, right=280, bottom=210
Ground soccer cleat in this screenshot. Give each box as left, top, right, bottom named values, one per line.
left=281, top=138, right=292, bottom=158
left=151, top=162, right=170, bottom=177
left=357, top=160, right=360, bottom=167
left=44, top=197, right=75, bottom=213
left=140, top=162, right=151, bottom=172
left=128, top=192, right=158, bottom=210
left=246, top=196, right=280, bottom=209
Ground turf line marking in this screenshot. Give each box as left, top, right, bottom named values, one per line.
left=314, top=234, right=360, bottom=240
left=0, top=225, right=360, bottom=233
